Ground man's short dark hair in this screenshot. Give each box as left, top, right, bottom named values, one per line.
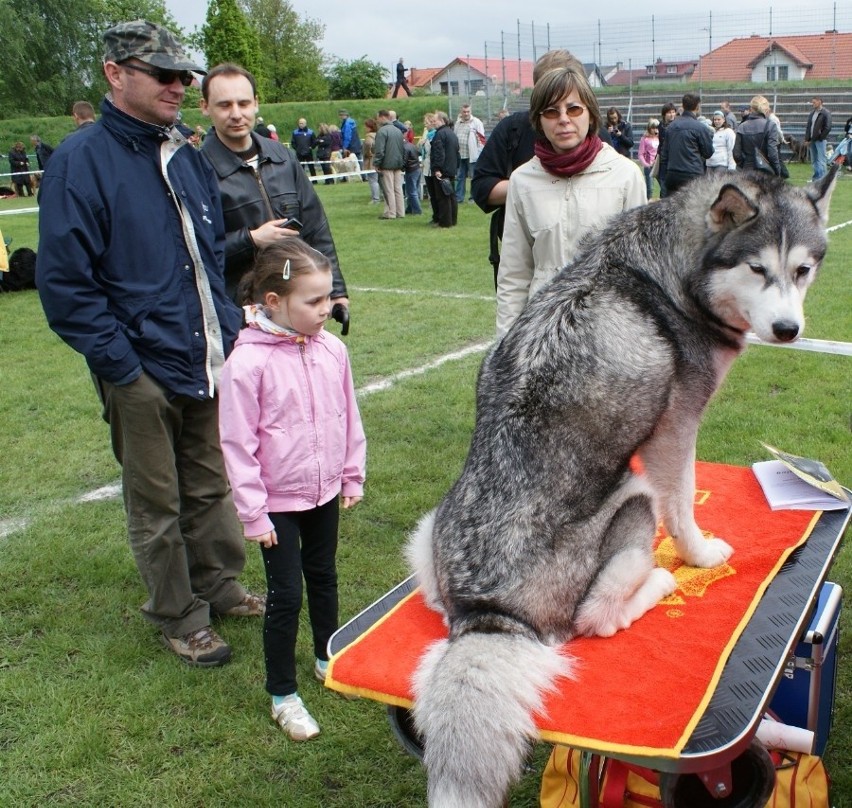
left=660, top=102, right=677, bottom=117
left=377, top=109, right=390, bottom=118
left=682, top=93, right=701, bottom=112
left=201, top=63, right=257, bottom=101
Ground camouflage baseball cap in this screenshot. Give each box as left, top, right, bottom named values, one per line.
left=103, top=20, right=205, bottom=73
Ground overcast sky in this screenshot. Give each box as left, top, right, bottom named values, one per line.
left=164, top=0, right=803, bottom=79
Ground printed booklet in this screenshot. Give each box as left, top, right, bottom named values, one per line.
left=752, top=443, right=849, bottom=511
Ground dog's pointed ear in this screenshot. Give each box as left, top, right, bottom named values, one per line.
left=707, top=184, right=759, bottom=232
left=805, top=163, right=839, bottom=226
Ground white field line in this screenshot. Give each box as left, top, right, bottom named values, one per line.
left=350, top=285, right=494, bottom=302
left=0, top=341, right=492, bottom=539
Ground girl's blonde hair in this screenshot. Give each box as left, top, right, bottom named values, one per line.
left=646, top=118, right=660, bottom=133
left=237, top=240, right=331, bottom=306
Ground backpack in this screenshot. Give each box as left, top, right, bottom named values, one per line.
left=1, top=247, right=37, bottom=292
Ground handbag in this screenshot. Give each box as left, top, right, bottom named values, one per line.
left=753, top=148, right=776, bottom=174
left=753, top=120, right=778, bottom=175
left=439, top=177, right=454, bottom=196
left=650, top=155, right=660, bottom=179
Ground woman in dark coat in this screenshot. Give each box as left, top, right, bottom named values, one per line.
left=8, top=142, right=33, bottom=197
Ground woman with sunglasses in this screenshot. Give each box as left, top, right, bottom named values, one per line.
left=496, top=67, right=646, bottom=338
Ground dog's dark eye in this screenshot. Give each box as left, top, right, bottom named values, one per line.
left=795, top=265, right=812, bottom=280
left=748, top=264, right=766, bottom=276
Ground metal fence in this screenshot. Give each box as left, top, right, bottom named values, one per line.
left=450, top=3, right=852, bottom=119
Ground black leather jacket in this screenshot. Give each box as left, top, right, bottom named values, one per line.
left=201, top=131, right=347, bottom=300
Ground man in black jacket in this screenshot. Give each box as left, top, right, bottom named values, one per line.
left=291, top=118, right=316, bottom=175
left=200, top=63, right=348, bottom=310
left=429, top=111, right=459, bottom=228
left=804, top=97, right=832, bottom=181
left=658, top=93, right=714, bottom=196
left=392, top=57, right=411, bottom=98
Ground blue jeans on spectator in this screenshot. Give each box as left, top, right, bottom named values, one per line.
left=809, top=139, right=827, bottom=180
left=455, top=158, right=474, bottom=202
left=405, top=168, right=422, bottom=214
left=643, top=165, right=653, bottom=200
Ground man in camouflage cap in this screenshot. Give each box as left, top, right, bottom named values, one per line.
left=102, top=19, right=205, bottom=73
left=36, top=20, right=265, bottom=670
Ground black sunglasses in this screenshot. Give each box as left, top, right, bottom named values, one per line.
left=122, top=62, right=194, bottom=87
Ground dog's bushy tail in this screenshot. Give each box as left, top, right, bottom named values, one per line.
left=413, top=631, right=572, bottom=808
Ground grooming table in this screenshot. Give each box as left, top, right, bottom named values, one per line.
left=327, top=463, right=850, bottom=807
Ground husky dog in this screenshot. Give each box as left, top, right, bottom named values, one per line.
left=406, top=168, right=837, bottom=808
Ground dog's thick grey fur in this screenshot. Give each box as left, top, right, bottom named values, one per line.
left=407, top=168, right=837, bottom=808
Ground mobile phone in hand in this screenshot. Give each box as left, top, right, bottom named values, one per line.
left=277, top=217, right=303, bottom=231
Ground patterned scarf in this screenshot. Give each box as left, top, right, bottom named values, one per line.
left=534, top=134, right=603, bottom=178
left=243, top=304, right=306, bottom=342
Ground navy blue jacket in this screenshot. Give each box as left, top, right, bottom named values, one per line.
left=36, top=98, right=242, bottom=400
left=659, top=111, right=714, bottom=180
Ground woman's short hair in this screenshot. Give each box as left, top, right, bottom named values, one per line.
left=528, top=67, right=602, bottom=140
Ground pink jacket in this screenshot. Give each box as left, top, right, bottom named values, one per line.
left=218, top=326, right=366, bottom=537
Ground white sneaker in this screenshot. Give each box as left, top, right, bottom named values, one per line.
left=271, top=695, right=320, bottom=741
left=314, top=658, right=328, bottom=683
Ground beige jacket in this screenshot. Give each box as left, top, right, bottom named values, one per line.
left=497, top=142, right=647, bottom=338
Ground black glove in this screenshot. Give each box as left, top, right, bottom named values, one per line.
left=331, top=303, right=350, bottom=336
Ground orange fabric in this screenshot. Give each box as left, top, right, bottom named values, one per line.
left=327, top=462, right=818, bottom=756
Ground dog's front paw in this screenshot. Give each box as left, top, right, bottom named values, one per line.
left=682, top=536, right=734, bottom=568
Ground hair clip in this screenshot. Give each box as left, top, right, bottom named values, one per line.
left=282, top=259, right=291, bottom=280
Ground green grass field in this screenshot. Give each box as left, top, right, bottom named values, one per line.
left=1, top=164, right=850, bottom=806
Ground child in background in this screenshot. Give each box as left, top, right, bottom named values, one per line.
left=637, top=118, right=660, bottom=200
left=219, top=240, right=366, bottom=741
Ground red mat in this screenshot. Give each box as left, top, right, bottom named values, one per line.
left=326, top=462, right=819, bottom=758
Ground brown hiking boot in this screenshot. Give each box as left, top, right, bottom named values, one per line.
left=219, top=591, right=266, bottom=618
left=161, top=626, right=232, bottom=667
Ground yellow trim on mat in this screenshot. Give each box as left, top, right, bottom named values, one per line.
left=538, top=510, right=821, bottom=758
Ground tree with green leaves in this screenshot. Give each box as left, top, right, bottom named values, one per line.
left=200, top=0, right=265, bottom=94
left=0, top=0, right=178, bottom=118
left=240, top=0, right=328, bottom=102
left=327, top=57, right=389, bottom=100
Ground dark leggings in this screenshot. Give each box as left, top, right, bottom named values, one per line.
left=263, top=497, right=339, bottom=696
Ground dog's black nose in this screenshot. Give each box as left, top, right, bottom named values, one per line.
left=772, top=320, right=800, bottom=341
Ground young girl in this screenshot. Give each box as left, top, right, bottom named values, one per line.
left=218, top=240, right=366, bottom=741
left=637, top=118, right=660, bottom=200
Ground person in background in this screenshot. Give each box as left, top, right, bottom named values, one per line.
left=72, top=100, right=97, bottom=130
left=219, top=239, right=366, bottom=741
left=497, top=66, right=646, bottom=338
left=267, top=124, right=279, bottom=141
left=429, top=110, right=460, bottom=228
left=656, top=102, right=678, bottom=197
left=30, top=135, right=54, bottom=171
left=392, top=57, right=412, bottom=98
left=8, top=142, right=33, bottom=197
left=373, top=108, right=406, bottom=220
left=361, top=117, right=382, bottom=204
left=733, top=95, right=781, bottom=177
left=605, top=107, right=634, bottom=157
left=36, top=20, right=263, bottom=668
left=200, top=63, right=348, bottom=310
left=803, top=96, right=831, bottom=181
left=637, top=118, right=659, bottom=199
left=706, top=110, right=736, bottom=172
left=454, top=103, right=485, bottom=203
left=720, top=100, right=738, bottom=131
left=403, top=137, right=423, bottom=215
left=255, top=116, right=271, bottom=138
left=338, top=109, right=362, bottom=162
left=292, top=118, right=316, bottom=175
left=658, top=93, right=713, bottom=195
left=315, top=123, right=335, bottom=185
left=419, top=112, right=438, bottom=224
